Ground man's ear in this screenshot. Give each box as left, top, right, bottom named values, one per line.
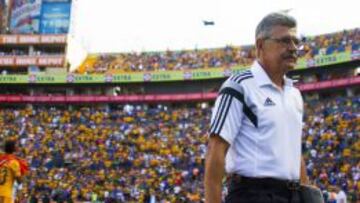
left=255, top=38, right=263, bottom=58
left=256, top=38, right=263, bottom=50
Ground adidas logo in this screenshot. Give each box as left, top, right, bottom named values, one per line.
left=264, top=97, right=276, bottom=106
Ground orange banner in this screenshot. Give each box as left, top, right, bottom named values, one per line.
left=0, top=34, right=67, bottom=45
left=0, top=55, right=65, bottom=67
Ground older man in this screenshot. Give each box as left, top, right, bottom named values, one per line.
left=205, top=12, right=310, bottom=203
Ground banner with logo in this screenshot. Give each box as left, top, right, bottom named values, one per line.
left=0, top=76, right=359, bottom=103
left=9, top=0, right=71, bottom=34
left=305, top=52, right=351, bottom=68
left=0, top=34, right=67, bottom=44
left=0, top=51, right=356, bottom=84
left=0, top=55, right=65, bottom=67
left=10, top=0, right=42, bottom=34
left=0, top=66, right=247, bottom=84
left=39, top=0, right=72, bottom=34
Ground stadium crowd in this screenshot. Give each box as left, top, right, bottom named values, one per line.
left=1, top=104, right=209, bottom=203
left=0, top=95, right=358, bottom=202
left=302, top=96, right=359, bottom=202
left=77, top=28, right=360, bottom=74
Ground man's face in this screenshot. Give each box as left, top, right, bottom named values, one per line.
left=259, top=25, right=299, bottom=73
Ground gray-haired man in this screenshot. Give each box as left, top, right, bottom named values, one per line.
left=205, top=12, right=310, bottom=203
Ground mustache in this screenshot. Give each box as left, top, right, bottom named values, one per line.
left=282, top=52, right=298, bottom=59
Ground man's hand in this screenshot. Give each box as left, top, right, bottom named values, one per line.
left=204, top=135, right=229, bottom=203
left=300, top=156, right=310, bottom=185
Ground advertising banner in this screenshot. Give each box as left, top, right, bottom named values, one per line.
left=10, top=0, right=42, bottom=33
left=305, top=52, right=351, bottom=68
left=39, top=0, right=71, bottom=34
left=0, top=75, right=359, bottom=103
left=351, top=50, right=360, bottom=60
left=0, top=34, right=67, bottom=44
left=0, top=51, right=357, bottom=84
left=297, top=76, right=360, bottom=91
left=0, top=93, right=219, bottom=103
left=0, top=55, right=65, bottom=66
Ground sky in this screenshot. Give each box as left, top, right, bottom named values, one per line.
left=67, top=0, right=359, bottom=69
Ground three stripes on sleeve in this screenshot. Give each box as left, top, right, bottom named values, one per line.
left=210, top=70, right=258, bottom=137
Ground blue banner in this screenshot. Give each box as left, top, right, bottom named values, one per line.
left=39, top=0, right=71, bottom=34
left=42, top=0, right=71, bottom=2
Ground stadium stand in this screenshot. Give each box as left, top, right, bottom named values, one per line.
left=0, top=95, right=358, bottom=202
left=76, top=28, right=359, bottom=74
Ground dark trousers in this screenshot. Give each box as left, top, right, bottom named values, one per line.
left=225, top=176, right=302, bottom=203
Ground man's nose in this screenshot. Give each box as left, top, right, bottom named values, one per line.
left=288, top=40, right=298, bottom=51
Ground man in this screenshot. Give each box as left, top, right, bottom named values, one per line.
left=0, top=139, right=28, bottom=203
left=205, top=12, right=310, bottom=203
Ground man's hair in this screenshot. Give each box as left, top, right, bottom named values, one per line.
left=4, top=139, right=16, bottom=154
left=255, top=12, right=297, bottom=39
